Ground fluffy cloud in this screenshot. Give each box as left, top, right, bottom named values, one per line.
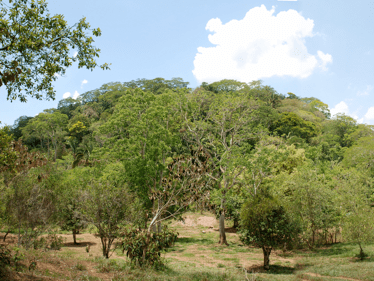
left=81, top=79, right=88, bottom=87
left=364, top=107, right=374, bottom=120
left=63, top=92, right=71, bottom=99
left=63, top=90, right=80, bottom=99
left=73, top=51, right=78, bottom=58
left=192, top=5, right=332, bottom=83
left=72, top=91, right=80, bottom=99
left=317, top=51, right=333, bottom=71
left=329, top=101, right=359, bottom=120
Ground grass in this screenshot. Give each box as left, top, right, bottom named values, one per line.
left=2, top=212, right=374, bottom=280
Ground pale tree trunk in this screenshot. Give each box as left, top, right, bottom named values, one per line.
left=219, top=196, right=228, bottom=245
left=262, top=246, right=272, bottom=270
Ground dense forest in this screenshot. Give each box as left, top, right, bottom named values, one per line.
left=1, top=77, right=374, bottom=277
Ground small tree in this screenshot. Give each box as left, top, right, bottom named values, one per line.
left=82, top=178, right=135, bottom=258
left=336, top=168, right=374, bottom=259
left=240, top=196, right=299, bottom=270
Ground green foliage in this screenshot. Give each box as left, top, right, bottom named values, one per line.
left=0, top=126, right=17, bottom=173
left=81, top=167, right=136, bottom=258
left=124, top=77, right=190, bottom=94
left=323, top=113, right=358, bottom=147
left=122, top=226, right=178, bottom=267
left=343, top=136, right=374, bottom=177
left=336, top=168, right=374, bottom=259
left=273, top=112, right=318, bottom=142
left=279, top=165, right=339, bottom=248
left=33, top=233, right=64, bottom=250
left=240, top=195, right=300, bottom=269
left=0, top=0, right=109, bottom=101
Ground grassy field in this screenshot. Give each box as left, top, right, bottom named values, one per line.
left=1, top=212, right=374, bottom=280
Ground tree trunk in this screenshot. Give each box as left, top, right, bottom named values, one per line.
left=219, top=197, right=228, bottom=245
left=101, top=237, right=109, bottom=258
left=3, top=229, right=10, bottom=242
left=262, top=247, right=272, bottom=270
left=157, top=221, right=162, bottom=233
left=359, top=243, right=366, bottom=260
left=73, top=229, right=77, bottom=244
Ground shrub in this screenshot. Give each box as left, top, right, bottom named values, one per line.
left=240, top=196, right=300, bottom=270
left=121, top=226, right=178, bottom=267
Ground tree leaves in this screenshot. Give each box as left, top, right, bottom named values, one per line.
left=0, top=0, right=110, bottom=102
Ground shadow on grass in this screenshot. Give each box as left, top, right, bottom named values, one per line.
left=63, top=241, right=97, bottom=247
left=296, top=243, right=352, bottom=257
left=245, top=264, right=297, bottom=275
left=213, top=227, right=237, bottom=233
left=177, top=237, right=214, bottom=245
left=351, top=255, right=374, bottom=262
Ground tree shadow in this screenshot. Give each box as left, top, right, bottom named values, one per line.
left=63, top=241, right=97, bottom=247
left=245, top=264, right=297, bottom=275
left=177, top=237, right=214, bottom=245
left=213, top=227, right=237, bottom=233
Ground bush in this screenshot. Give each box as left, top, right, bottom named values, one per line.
left=240, top=196, right=300, bottom=270
left=121, top=226, right=178, bottom=267
left=0, top=245, right=11, bottom=277
left=33, top=233, right=64, bottom=250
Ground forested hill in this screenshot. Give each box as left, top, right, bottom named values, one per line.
left=7, top=78, right=374, bottom=166
left=1, top=77, right=374, bottom=271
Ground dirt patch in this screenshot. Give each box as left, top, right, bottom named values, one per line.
left=175, top=214, right=218, bottom=228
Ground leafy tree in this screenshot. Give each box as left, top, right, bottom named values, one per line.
left=280, top=165, right=339, bottom=247
left=180, top=89, right=263, bottom=245
left=9, top=116, right=33, bottom=141
left=0, top=0, right=110, bottom=102
left=343, top=137, right=374, bottom=177
left=323, top=113, right=357, bottom=147
left=0, top=126, right=17, bottom=174
left=22, top=111, right=68, bottom=160
left=3, top=164, right=60, bottom=248
left=57, top=167, right=90, bottom=244
left=57, top=98, right=81, bottom=119
left=336, top=169, right=374, bottom=259
left=273, top=112, right=318, bottom=142
left=240, top=195, right=300, bottom=270
left=82, top=167, right=136, bottom=259
left=123, top=77, right=190, bottom=95
left=201, top=79, right=248, bottom=93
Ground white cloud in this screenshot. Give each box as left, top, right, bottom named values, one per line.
left=72, top=91, right=80, bottom=99
left=364, top=107, right=374, bottom=120
left=330, top=101, right=349, bottom=117
left=317, top=51, right=333, bottom=71
left=63, top=91, right=79, bottom=99
left=73, top=51, right=78, bottom=58
left=192, top=5, right=332, bottom=83
left=63, top=92, right=71, bottom=99
left=356, top=85, right=373, bottom=96
left=329, top=101, right=359, bottom=120
left=81, top=79, right=88, bottom=87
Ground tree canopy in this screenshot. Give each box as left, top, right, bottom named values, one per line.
left=0, top=0, right=110, bottom=102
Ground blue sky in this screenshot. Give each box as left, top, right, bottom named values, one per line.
left=1, top=0, right=374, bottom=125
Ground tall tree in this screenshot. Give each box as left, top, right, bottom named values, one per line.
left=179, top=89, right=262, bottom=245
